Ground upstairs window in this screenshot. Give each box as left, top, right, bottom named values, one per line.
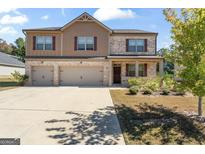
left=126, top=64, right=136, bottom=77
left=139, top=64, right=147, bottom=77
left=35, top=36, right=54, bottom=50
left=127, top=39, right=147, bottom=52
left=77, top=36, right=94, bottom=51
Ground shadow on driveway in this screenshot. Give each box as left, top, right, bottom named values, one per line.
left=45, top=106, right=124, bottom=145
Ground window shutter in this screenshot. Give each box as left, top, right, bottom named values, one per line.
left=74, top=36, right=77, bottom=50
left=33, top=36, right=36, bottom=50
left=144, top=39, right=147, bottom=52
left=52, top=36, right=56, bottom=50
left=126, top=39, right=129, bottom=52
left=144, top=64, right=147, bottom=77
left=94, top=36, right=97, bottom=51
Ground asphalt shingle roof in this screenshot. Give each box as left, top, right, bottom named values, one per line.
left=0, top=52, right=25, bottom=68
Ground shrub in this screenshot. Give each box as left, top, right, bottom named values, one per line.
left=161, top=88, right=170, bottom=95
left=128, top=78, right=144, bottom=87
left=144, top=77, right=161, bottom=92
left=128, top=77, right=161, bottom=92
left=173, top=82, right=186, bottom=96
left=142, top=88, right=153, bottom=95
left=11, top=71, right=28, bottom=86
left=162, top=74, right=175, bottom=90
left=129, top=86, right=139, bottom=95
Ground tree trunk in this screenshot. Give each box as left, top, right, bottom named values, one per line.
left=198, top=96, right=203, bottom=116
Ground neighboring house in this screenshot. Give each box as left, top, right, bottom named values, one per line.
left=23, top=12, right=163, bottom=86
left=0, top=52, right=25, bottom=77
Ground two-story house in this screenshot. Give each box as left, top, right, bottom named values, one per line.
left=23, top=12, right=163, bottom=86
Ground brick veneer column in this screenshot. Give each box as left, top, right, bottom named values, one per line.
left=135, top=62, right=139, bottom=77
left=159, top=60, right=164, bottom=76
left=25, top=62, right=32, bottom=85
left=53, top=64, right=59, bottom=86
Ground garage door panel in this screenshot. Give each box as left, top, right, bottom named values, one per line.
left=32, top=66, right=53, bottom=86
left=60, top=66, right=103, bottom=86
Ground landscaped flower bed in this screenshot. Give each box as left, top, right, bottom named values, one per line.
left=128, top=75, right=188, bottom=96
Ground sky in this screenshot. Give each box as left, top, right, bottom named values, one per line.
left=0, top=8, right=172, bottom=50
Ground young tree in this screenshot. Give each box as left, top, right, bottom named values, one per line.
left=163, top=8, right=205, bottom=116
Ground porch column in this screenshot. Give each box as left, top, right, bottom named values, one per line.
left=159, top=60, right=164, bottom=76
left=135, top=61, right=139, bottom=77
left=108, top=60, right=112, bottom=86
left=53, top=64, right=59, bottom=86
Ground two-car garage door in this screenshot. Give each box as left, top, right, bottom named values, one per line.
left=31, top=66, right=103, bottom=86
left=60, top=66, right=103, bottom=86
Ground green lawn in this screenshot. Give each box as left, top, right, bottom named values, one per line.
left=110, top=89, right=205, bottom=145
left=0, top=77, right=18, bottom=91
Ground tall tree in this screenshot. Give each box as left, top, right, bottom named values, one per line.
left=163, top=8, right=205, bottom=116
left=157, top=48, right=174, bottom=75
left=12, top=37, right=26, bottom=62
left=0, top=38, right=13, bottom=54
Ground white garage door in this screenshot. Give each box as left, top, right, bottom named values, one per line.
left=32, top=66, right=53, bottom=86
left=60, top=66, right=103, bottom=86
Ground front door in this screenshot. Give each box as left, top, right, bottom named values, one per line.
left=113, top=66, right=121, bottom=84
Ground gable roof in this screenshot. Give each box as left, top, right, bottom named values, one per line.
left=60, top=12, right=112, bottom=32
left=0, top=52, right=25, bottom=68
left=22, top=12, right=157, bottom=35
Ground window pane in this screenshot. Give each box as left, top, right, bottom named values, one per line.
left=86, top=37, right=94, bottom=44
left=86, top=44, right=94, bottom=50
left=128, top=40, right=135, bottom=46
left=137, top=46, right=144, bottom=52
left=45, top=44, right=52, bottom=50
left=128, top=46, right=136, bottom=52
left=77, top=37, right=86, bottom=50
left=86, top=37, right=94, bottom=50
left=45, top=36, right=52, bottom=44
left=78, top=37, right=86, bottom=44
left=139, top=64, right=145, bottom=77
left=36, top=36, right=44, bottom=50
left=136, top=40, right=144, bottom=46
left=36, top=36, right=44, bottom=44
left=45, top=36, right=52, bottom=50
left=78, top=44, right=85, bottom=50
left=127, top=64, right=135, bottom=76
left=36, top=44, right=44, bottom=50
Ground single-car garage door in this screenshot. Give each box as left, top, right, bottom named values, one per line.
left=32, top=66, right=53, bottom=86
left=60, top=66, right=103, bottom=86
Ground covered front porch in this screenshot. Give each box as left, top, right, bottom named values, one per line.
left=108, top=56, right=164, bottom=86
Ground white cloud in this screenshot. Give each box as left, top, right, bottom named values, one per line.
left=0, top=26, right=17, bottom=35
left=0, top=8, right=16, bottom=14
left=0, top=14, right=28, bottom=25
left=93, top=8, right=136, bottom=21
left=41, top=15, right=49, bottom=20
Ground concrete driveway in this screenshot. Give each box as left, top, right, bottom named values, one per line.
left=0, top=87, right=125, bottom=145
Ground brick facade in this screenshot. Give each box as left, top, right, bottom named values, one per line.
left=110, top=35, right=156, bottom=55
